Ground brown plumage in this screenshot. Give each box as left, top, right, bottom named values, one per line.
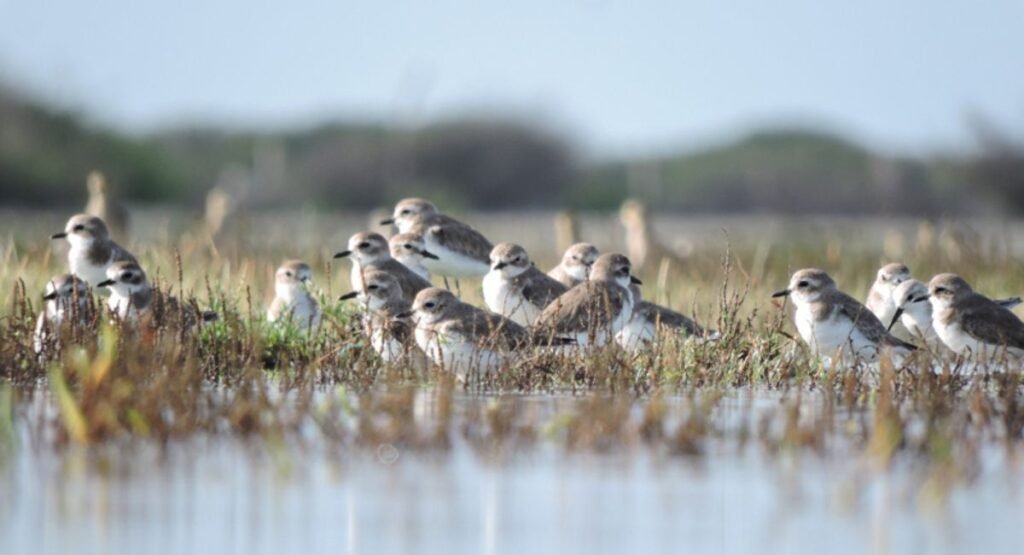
left=535, top=253, right=636, bottom=345
left=930, top=273, right=1024, bottom=352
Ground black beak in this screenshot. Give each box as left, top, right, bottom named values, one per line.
left=334, top=250, right=352, bottom=259
left=396, top=311, right=413, bottom=319
left=630, top=275, right=643, bottom=285
left=771, top=289, right=790, bottom=298
left=96, top=279, right=115, bottom=288
left=913, top=295, right=929, bottom=303
left=42, top=292, right=58, bottom=301
left=380, top=218, right=395, bottom=226
left=338, top=291, right=359, bottom=301
left=887, top=308, right=903, bottom=332
left=421, top=249, right=440, bottom=260
left=493, top=261, right=507, bottom=271
left=51, top=232, right=67, bottom=239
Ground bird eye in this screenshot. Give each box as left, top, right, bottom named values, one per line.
left=358, top=242, right=370, bottom=249
left=935, top=287, right=947, bottom=294
left=73, top=225, right=85, bottom=232
left=404, top=244, right=413, bottom=250
left=285, top=271, right=293, bottom=277
left=424, top=302, right=435, bottom=309
left=401, top=210, right=410, bottom=215
left=797, top=280, right=809, bottom=288
left=368, top=284, right=379, bottom=290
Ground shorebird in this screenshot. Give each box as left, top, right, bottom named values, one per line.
left=535, top=253, right=639, bottom=347
left=890, top=279, right=1022, bottom=349
left=34, top=274, right=95, bottom=355
left=616, top=284, right=713, bottom=351
left=547, top=242, right=599, bottom=289
left=51, top=214, right=138, bottom=287
left=405, top=287, right=547, bottom=379
left=339, top=270, right=423, bottom=365
left=380, top=198, right=493, bottom=278
left=888, top=279, right=938, bottom=346
left=866, top=263, right=911, bottom=326
left=483, top=242, right=567, bottom=326
left=84, top=171, right=130, bottom=239
left=927, top=273, right=1024, bottom=359
left=97, top=261, right=216, bottom=327
left=267, top=260, right=321, bottom=330
left=334, top=232, right=432, bottom=301
left=773, top=268, right=916, bottom=362
left=389, top=232, right=438, bottom=282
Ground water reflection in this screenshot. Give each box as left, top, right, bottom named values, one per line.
left=1, top=395, right=1022, bottom=554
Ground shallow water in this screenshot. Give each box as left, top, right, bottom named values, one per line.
left=1, top=393, right=1021, bottom=555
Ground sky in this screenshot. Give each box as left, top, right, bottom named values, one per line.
left=1, top=0, right=1022, bottom=157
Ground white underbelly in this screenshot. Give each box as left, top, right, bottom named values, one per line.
left=872, top=301, right=897, bottom=331
left=414, top=326, right=506, bottom=379
left=482, top=274, right=539, bottom=326
left=615, top=315, right=655, bottom=352
left=902, top=312, right=937, bottom=344
left=70, top=252, right=109, bottom=286
left=108, top=293, right=140, bottom=322
left=422, top=240, right=489, bottom=277
left=796, top=308, right=878, bottom=360
left=370, top=327, right=404, bottom=362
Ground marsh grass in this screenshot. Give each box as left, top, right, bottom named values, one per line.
left=1, top=212, right=1023, bottom=504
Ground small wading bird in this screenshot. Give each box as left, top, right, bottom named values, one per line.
left=389, top=232, right=439, bottom=282
left=773, top=268, right=916, bottom=363
left=483, top=242, right=567, bottom=327
left=267, top=260, right=321, bottom=330
left=535, top=253, right=640, bottom=348
left=615, top=284, right=714, bottom=352
left=889, top=279, right=1021, bottom=349
left=866, top=263, right=911, bottom=327
left=97, top=261, right=216, bottom=328
left=381, top=198, right=494, bottom=279
left=34, top=274, right=95, bottom=355
left=335, top=232, right=432, bottom=301
left=547, top=243, right=599, bottom=289
left=51, top=214, right=138, bottom=287
left=927, top=273, right=1024, bottom=360
left=339, top=270, right=425, bottom=367
left=404, top=288, right=563, bottom=380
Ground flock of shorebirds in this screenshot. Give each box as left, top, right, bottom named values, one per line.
left=35, top=195, right=1024, bottom=376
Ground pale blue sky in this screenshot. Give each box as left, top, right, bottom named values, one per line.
left=1, top=0, right=1022, bottom=156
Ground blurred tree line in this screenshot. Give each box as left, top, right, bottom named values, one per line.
left=1, top=82, right=1020, bottom=215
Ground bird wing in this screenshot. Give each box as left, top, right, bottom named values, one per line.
left=416, top=216, right=493, bottom=262
left=637, top=301, right=704, bottom=336
left=536, top=281, right=626, bottom=334
left=444, top=310, right=529, bottom=350
left=370, top=260, right=433, bottom=298
left=110, top=241, right=138, bottom=265
left=995, top=297, right=1023, bottom=309
left=518, top=268, right=568, bottom=308
left=834, top=291, right=916, bottom=350
left=959, top=294, right=1024, bottom=350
